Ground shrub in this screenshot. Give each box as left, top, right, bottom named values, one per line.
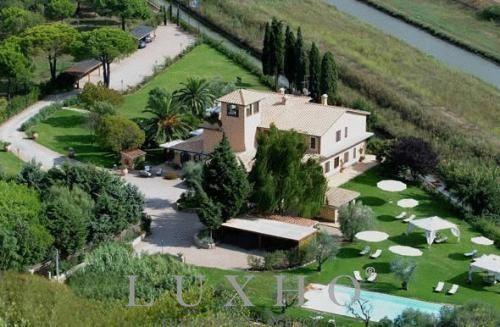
left=0, top=88, right=40, bottom=125
left=78, top=83, right=123, bottom=108
left=263, top=250, right=289, bottom=271
left=0, top=181, right=53, bottom=270
left=247, top=255, right=265, bottom=270
left=69, top=242, right=196, bottom=301
left=96, top=115, right=145, bottom=153
left=42, top=185, right=94, bottom=256
left=479, top=5, right=500, bottom=23
left=16, top=160, right=50, bottom=192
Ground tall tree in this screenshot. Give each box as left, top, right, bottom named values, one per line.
left=21, top=23, right=77, bottom=82
left=202, top=136, right=251, bottom=220
left=73, top=27, right=136, bottom=87
left=270, top=18, right=284, bottom=90
left=92, top=0, right=150, bottom=30
left=308, top=42, right=321, bottom=102
left=0, top=7, right=44, bottom=40
left=0, top=44, right=32, bottom=100
left=249, top=125, right=327, bottom=217
left=338, top=201, right=375, bottom=242
left=294, top=27, right=307, bottom=93
left=142, top=87, right=192, bottom=144
left=195, top=190, right=222, bottom=240
left=284, top=25, right=296, bottom=89
left=261, top=22, right=272, bottom=76
left=308, top=231, right=339, bottom=272
left=45, top=0, right=76, bottom=20
left=320, top=51, right=338, bottom=104
left=391, top=258, right=417, bottom=290
left=386, top=137, right=438, bottom=180
left=174, top=77, right=215, bottom=117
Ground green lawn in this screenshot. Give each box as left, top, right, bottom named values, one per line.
left=118, top=43, right=268, bottom=119
left=0, top=151, right=24, bottom=176
left=367, top=0, right=500, bottom=62
left=33, top=109, right=118, bottom=167
left=199, top=167, right=499, bottom=323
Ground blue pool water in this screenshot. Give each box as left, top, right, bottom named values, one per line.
left=303, top=284, right=447, bottom=322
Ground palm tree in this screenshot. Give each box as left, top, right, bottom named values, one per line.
left=142, top=87, right=192, bottom=144
left=175, top=77, right=215, bottom=117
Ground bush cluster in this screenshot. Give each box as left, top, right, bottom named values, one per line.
left=19, top=103, right=62, bottom=131
left=78, top=83, right=123, bottom=108
left=0, top=88, right=40, bottom=125
left=0, top=161, right=146, bottom=270
left=247, top=247, right=312, bottom=271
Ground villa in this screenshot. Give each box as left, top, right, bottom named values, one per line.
left=163, top=88, right=373, bottom=176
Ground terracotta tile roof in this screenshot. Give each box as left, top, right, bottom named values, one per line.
left=217, top=89, right=267, bottom=106
left=218, top=89, right=370, bottom=136
left=326, top=187, right=360, bottom=208
left=120, top=149, right=146, bottom=159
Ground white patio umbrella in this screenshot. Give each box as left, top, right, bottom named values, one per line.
left=397, top=198, right=419, bottom=208
left=471, top=236, right=494, bottom=246
left=377, top=180, right=407, bottom=192
left=389, top=245, right=423, bottom=257
left=355, top=231, right=389, bottom=243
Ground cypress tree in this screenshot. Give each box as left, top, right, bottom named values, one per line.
left=294, top=27, right=307, bottom=93
left=262, top=22, right=272, bottom=76
left=284, top=25, right=296, bottom=89
left=308, top=42, right=321, bottom=102
left=202, top=136, right=251, bottom=220
left=270, top=18, right=284, bottom=90
left=320, top=51, right=338, bottom=104
left=176, top=5, right=180, bottom=26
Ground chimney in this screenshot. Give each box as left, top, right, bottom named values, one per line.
left=279, top=87, right=286, bottom=96
left=321, top=94, right=328, bottom=106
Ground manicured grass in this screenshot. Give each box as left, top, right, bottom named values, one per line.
left=366, top=0, right=500, bottom=62
left=0, top=151, right=24, bottom=176
left=33, top=109, right=118, bottom=167
left=119, top=44, right=268, bottom=119
left=199, top=167, right=499, bottom=322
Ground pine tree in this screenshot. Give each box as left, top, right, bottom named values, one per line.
left=270, top=18, right=284, bottom=90
left=308, top=42, right=321, bottom=102
left=320, top=51, right=338, bottom=104
left=294, top=27, right=307, bottom=93
left=284, top=25, right=296, bottom=89
left=262, top=22, right=272, bottom=76
left=202, top=136, right=251, bottom=220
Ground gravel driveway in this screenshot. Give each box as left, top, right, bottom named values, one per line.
left=124, top=172, right=261, bottom=270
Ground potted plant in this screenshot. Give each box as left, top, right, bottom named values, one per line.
left=120, top=164, right=128, bottom=176
left=1, top=141, right=11, bottom=152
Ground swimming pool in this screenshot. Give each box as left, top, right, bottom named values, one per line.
left=303, top=284, right=447, bottom=322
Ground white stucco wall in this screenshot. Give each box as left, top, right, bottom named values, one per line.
left=320, top=112, right=367, bottom=158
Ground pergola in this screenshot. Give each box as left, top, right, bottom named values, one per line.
left=406, top=216, right=460, bottom=246
left=468, top=254, right=500, bottom=282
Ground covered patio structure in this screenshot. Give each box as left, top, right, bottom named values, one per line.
left=406, top=216, right=460, bottom=246
left=120, top=148, right=146, bottom=169
left=62, top=59, right=102, bottom=89
left=468, top=254, right=500, bottom=283
left=221, top=216, right=318, bottom=251
left=319, top=187, right=360, bottom=225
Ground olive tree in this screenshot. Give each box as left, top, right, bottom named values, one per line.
left=338, top=201, right=375, bottom=241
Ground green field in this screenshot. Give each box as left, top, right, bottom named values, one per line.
left=34, top=44, right=268, bottom=167
left=366, top=0, right=500, bottom=62
left=200, top=167, right=499, bottom=321
left=119, top=44, right=268, bottom=119
left=0, top=151, right=24, bottom=176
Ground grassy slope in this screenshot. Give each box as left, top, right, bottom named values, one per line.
left=200, top=167, right=499, bottom=320
left=0, top=151, right=24, bottom=176
left=367, top=0, right=500, bottom=61
left=119, top=44, right=268, bottom=119
left=34, top=44, right=268, bottom=167
left=196, top=0, right=500, bottom=147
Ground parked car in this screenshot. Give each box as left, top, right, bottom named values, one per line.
left=156, top=168, right=163, bottom=176
left=139, top=170, right=152, bottom=177
left=138, top=40, right=146, bottom=49
left=145, top=35, right=153, bottom=43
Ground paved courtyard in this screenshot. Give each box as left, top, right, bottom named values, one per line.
left=123, top=172, right=262, bottom=270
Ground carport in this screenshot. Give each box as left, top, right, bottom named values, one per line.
left=131, top=25, right=155, bottom=42
left=62, top=59, right=102, bottom=88
left=221, top=217, right=318, bottom=251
